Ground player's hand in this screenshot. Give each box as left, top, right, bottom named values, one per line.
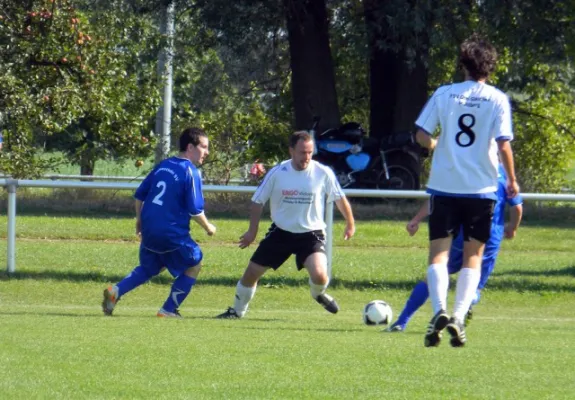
left=406, top=220, right=419, bottom=236
left=135, top=219, right=142, bottom=238
left=205, top=223, right=216, bottom=236
left=343, top=223, right=355, bottom=240
left=504, top=223, right=516, bottom=239
left=239, top=230, right=257, bottom=249
left=507, top=179, right=520, bottom=198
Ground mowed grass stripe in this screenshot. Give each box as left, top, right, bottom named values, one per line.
left=0, top=215, right=574, bottom=398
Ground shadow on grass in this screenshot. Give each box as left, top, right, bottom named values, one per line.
left=0, top=310, right=226, bottom=320
left=2, top=269, right=574, bottom=292
left=496, top=266, right=575, bottom=278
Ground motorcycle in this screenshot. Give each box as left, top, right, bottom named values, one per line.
left=310, top=117, right=425, bottom=190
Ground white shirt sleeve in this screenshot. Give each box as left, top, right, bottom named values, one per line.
left=324, top=167, right=345, bottom=203
left=415, top=87, right=442, bottom=135
left=251, top=165, right=278, bottom=204
left=493, top=94, right=513, bottom=141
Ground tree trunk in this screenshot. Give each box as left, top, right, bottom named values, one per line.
left=363, top=0, right=429, bottom=139
left=78, top=118, right=95, bottom=178
left=284, top=0, right=340, bottom=131
left=80, top=153, right=95, bottom=177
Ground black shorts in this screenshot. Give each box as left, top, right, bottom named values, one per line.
left=428, top=195, right=495, bottom=243
left=250, top=224, right=326, bottom=270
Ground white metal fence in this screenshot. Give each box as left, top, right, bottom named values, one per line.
left=2, top=178, right=575, bottom=275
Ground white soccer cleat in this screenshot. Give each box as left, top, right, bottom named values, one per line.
left=102, top=286, right=118, bottom=316
left=157, top=308, right=183, bottom=319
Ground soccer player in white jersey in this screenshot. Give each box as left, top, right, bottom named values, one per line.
left=216, top=131, right=356, bottom=319
left=386, top=165, right=523, bottom=333
left=102, top=128, right=216, bottom=318
left=414, top=34, right=520, bottom=347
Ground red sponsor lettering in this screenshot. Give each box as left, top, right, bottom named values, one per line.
left=282, top=189, right=299, bottom=196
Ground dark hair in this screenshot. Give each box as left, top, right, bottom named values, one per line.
left=179, top=127, right=207, bottom=152
left=458, top=34, right=498, bottom=80
left=289, top=131, right=313, bottom=148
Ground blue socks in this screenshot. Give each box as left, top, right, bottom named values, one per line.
left=116, top=265, right=158, bottom=298
left=161, top=274, right=197, bottom=312
left=395, top=281, right=429, bottom=328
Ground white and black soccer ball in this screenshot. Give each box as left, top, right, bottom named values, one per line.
left=363, top=300, right=392, bottom=325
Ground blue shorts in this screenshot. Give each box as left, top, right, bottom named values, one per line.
left=139, top=240, right=203, bottom=278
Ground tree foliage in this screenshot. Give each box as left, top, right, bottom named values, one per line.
left=0, top=0, right=160, bottom=177
left=1, top=0, right=574, bottom=192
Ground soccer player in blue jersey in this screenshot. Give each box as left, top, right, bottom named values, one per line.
left=386, top=165, right=523, bottom=332
left=102, top=127, right=216, bottom=318
left=415, top=34, right=520, bottom=347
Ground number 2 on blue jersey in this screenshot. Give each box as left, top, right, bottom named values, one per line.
left=152, top=181, right=166, bottom=205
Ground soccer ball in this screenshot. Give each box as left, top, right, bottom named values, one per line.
left=363, top=300, right=392, bottom=325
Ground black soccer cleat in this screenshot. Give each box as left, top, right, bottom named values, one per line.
left=465, top=306, right=473, bottom=326
left=216, top=307, right=241, bottom=319
left=446, top=317, right=467, bottom=347
left=424, top=309, right=450, bottom=347
left=316, top=293, right=339, bottom=314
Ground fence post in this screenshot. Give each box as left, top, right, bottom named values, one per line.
left=6, top=179, right=17, bottom=274
left=325, top=200, right=334, bottom=279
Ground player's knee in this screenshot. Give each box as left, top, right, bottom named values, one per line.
left=184, top=263, right=201, bottom=278
left=136, top=265, right=160, bottom=279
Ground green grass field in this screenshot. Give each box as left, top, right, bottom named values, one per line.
left=0, top=216, right=574, bottom=399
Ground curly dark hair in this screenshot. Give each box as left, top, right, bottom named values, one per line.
left=179, top=127, right=207, bottom=152
left=458, top=34, right=498, bottom=81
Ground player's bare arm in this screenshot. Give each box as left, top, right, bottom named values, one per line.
left=406, top=200, right=430, bottom=236
left=504, top=203, right=523, bottom=239
left=239, top=202, right=264, bottom=248
left=192, top=213, right=216, bottom=236
left=497, top=140, right=519, bottom=198
left=415, top=129, right=437, bottom=151
left=334, top=197, right=355, bottom=240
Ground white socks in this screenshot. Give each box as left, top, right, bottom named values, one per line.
left=309, top=278, right=329, bottom=300
left=427, top=263, right=449, bottom=314
left=453, top=268, right=480, bottom=321
left=233, top=281, right=256, bottom=317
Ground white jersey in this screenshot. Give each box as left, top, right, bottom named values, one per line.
left=416, top=81, right=513, bottom=195
left=252, top=160, right=345, bottom=233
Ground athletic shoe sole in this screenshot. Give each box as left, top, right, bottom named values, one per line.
left=424, top=312, right=449, bottom=347
left=447, top=321, right=467, bottom=347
